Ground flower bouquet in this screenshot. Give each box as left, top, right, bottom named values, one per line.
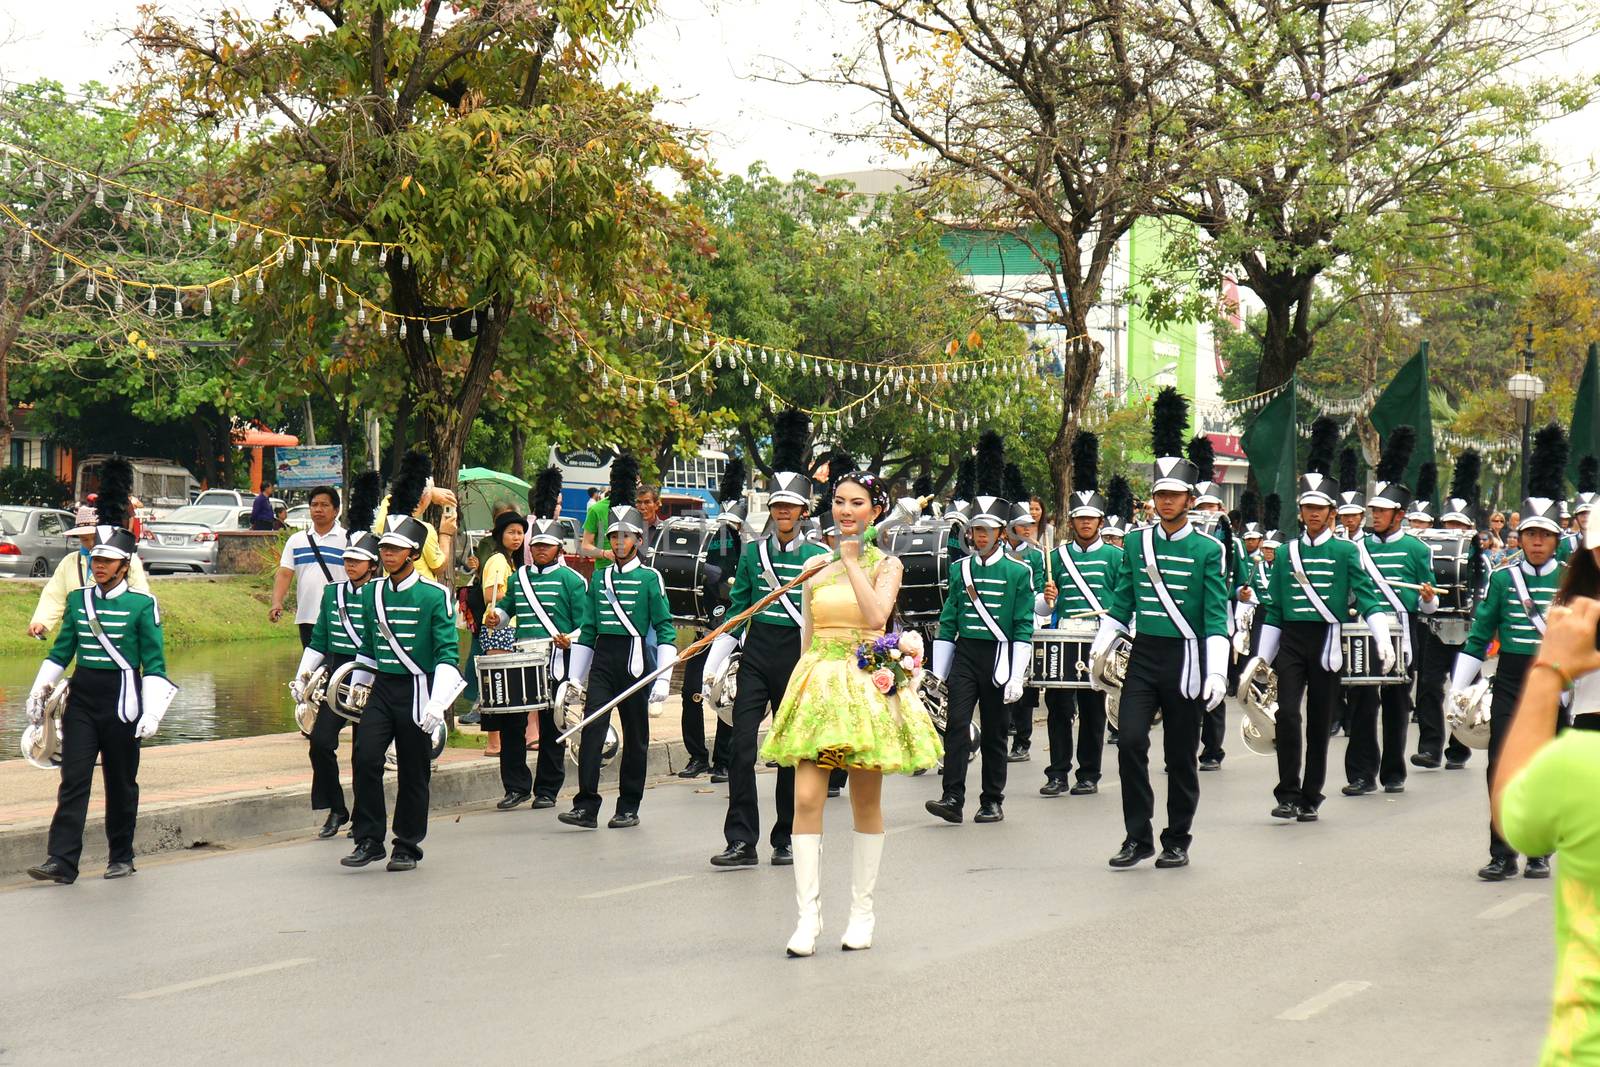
left=854, top=630, right=925, bottom=694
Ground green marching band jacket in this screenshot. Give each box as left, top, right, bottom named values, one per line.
left=724, top=532, right=832, bottom=633
left=1102, top=519, right=1230, bottom=699
left=493, top=560, right=591, bottom=681
left=1047, top=538, right=1123, bottom=627
left=310, top=580, right=369, bottom=659
left=1359, top=529, right=1438, bottom=659
left=578, top=555, right=676, bottom=676
left=1008, top=539, right=1048, bottom=602
left=353, top=570, right=461, bottom=722
left=1462, top=559, right=1561, bottom=662
left=935, top=545, right=1037, bottom=687
left=1260, top=528, right=1389, bottom=674
left=48, top=580, right=168, bottom=722
left=1248, top=552, right=1274, bottom=608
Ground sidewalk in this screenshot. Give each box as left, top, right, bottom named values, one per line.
left=0, top=702, right=719, bottom=882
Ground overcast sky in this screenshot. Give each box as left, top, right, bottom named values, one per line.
left=3, top=0, right=1596, bottom=185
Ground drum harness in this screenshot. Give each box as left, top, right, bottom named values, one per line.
left=517, top=565, right=570, bottom=681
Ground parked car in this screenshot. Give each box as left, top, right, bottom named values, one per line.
left=0, top=506, right=77, bottom=577
left=283, top=504, right=312, bottom=531
left=139, top=505, right=254, bottom=574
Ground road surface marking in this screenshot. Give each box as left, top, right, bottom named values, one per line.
left=1478, top=893, right=1544, bottom=920
left=580, top=875, right=693, bottom=899
left=1276, top=980, right=1372, bottom=1021
left=123, top=958, right=314, bottom=1000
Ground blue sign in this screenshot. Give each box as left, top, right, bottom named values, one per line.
left=276, top=445, right=344, bottom=488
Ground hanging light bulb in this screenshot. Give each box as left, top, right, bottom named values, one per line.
left=714, top=349, right=723, bottom=370
left=94, top=183, right=105, bottom=209
left=379, top=315, right=388, bottom=336
left=147, top=291, right=158, bottom=315
left=0, top=152, right=9, bottom=178
left=753, top=383, right=762, bottom=400
left=207, top=218, right=217, bottom=242
left=181, top=212, right=192, bottom=236
left=202, top=291, right=213, bottom=316
left=173, top=288, right=183, bottom=318
left=20, top=235, right=30, bottom=261
left=335, top=289, right=344, bottom=311
left=357, top=302, right=366, bottom=325
left=401, top=251, right=410, bottom=270
left=311, top=243, right=321, bottom=268
left=485, top=304, right=494, bottom=321
left=602, top=369, right=610, bottom=388
left=399, top=320, right=407, bottom=339
left=61, top=173, right=73, bottom=197
left=54, top=259, right=64, bottom=284
left=317, top=275, right=327, bottom=299
left=254, top=273, right=265, bottom=295
left=252, top=229, right=263, bottom=250
left=113, top=286, right=123, bottom=312
left=85, top=277, right=96, bottom=300
left=231, top=279, right=241, bottom=304
left=351, top=244, right=361, bottom=264
left=378, top=246, right=388, bottom=267
left=152, top=202, right=163, bottom=225
left=585, top=355, right=595, bottom=372
left=761, top=348, right=769, bottom=365
left=741, top=369, right=749, bottom=386
left=422, top=323, right=431, bottom=343
left=31, top=164, right=43, bottom=188
left=302, top=250, right=312, bottom=276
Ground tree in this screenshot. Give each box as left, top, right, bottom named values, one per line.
left=131, top=0, right=704, bottom=509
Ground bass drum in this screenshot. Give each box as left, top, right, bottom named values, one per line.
left=652, top=517, right=741, bottom=628
left=883, top=521, right=957, bottom=625
left=1416, top=529, right=1480, bottom=614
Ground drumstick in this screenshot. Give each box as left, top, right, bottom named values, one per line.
left=1061, top=608, right=1107, bottom=619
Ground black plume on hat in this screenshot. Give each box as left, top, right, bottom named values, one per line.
left=717, top=457, right=746, bottom=505
left=391, top=450, right=433, bottom=518
left=1530, top=423, right=1569, bottom=500
left=1338, top=447, right=1360, bottom=494
left=1003, top=462, right=1028, bottom=503
left=1106, top=476, right=1134, bottom=524
left=913, top=474, right=933, bottom=515
left=1375, top=425, right=1417, bottom=484
left=1186, top=435, right=1216, bottom=485
left=97, top=457, right=133, bottom=530
left=954, top=455, right=976, bottom=502
left=1239, top=488, right=1261, bottom=526
left=1072, top=430, right=1099, bottom=492
left=531, top=466, right=562, bottom=520
left=347, top=470, right=383, bottom=533
left=1306, top=416, right=1340, bottom=476
left=1416, top=462, right=1438, bottom=504
left=1152, top=387, right=1187, bottom=459
left=1264, top=492, right=1282, bottom=526
left=1581, top=456, right=1599, bottom=495
left=975, top=431, right=1006, bottom=497
left=771, top=409, right=809, bottom=474
left=1449, top=450, right=1481, bottom=504
left=609, top=452, right=638, bottom=510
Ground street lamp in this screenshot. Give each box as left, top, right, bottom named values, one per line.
left=1507, top=322, right=1545, bottom=501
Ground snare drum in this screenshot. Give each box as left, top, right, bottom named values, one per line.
left=652, top=517, right=741, bottom=627
left=883, top=521, right=954, bottom=623
left=1029, top=620, right=1099, bottom=688
left=1339, top=622, right=1404, bottom=687
left=477, top=639, right=553, bottom=713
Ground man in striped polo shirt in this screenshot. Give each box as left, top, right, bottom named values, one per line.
left=1452, top=496, right=1564, bottom=881
left=926, top=493, right=1036, bottom=825
left=270, top=485, right=347, bottom=646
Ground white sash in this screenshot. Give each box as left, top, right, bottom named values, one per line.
left=1055, top=545, right=1104, bottom=615
left=962, top=555, right=1012, bottom=685
left=757, top=537, right=805, bottom=626
left=1508, top=566, right=1549, bottom=636
left=1286, top=539, right=1342, bottom=671
left=1358, top=539, right=1411, bottom=663
left=335, top=584, right=362, bottom=649
left=603, top=566, right=646, bottom=676
left=517, top=566, right=570, bottom=681
left=82, top=588, right=140, bottom=723
left=1139, top=528, right=1201, bottom=697
left=374, top=580, right=428, bottom=723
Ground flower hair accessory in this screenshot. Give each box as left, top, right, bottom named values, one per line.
left=836, top=470, right=889, bottom=511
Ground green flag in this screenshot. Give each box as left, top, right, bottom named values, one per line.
left=1241, top=379, right=1298, bottom=531
left=1370, top=342, right=1434, bottom=489
left=1569, top=342, right=1600, bottom=486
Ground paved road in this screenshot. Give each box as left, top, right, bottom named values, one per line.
left=0, top=722, right=1553, bottom=1065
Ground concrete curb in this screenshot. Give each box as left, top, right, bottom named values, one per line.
left=0, top=737, right=697, bottom=883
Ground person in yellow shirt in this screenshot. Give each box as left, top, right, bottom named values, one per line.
left=371, top=451, right=457, bottom=581
left=28, top=504, right=149, bottom=638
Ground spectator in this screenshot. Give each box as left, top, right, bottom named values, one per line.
left=269, top=486, right=347, bottom=645
left=252, top=482, right=277, bottom=531
left=1029, top=495, right=1055, bottom=550
left=1490, top=511, right=1506, bottom=539
left=587, top=487, right=601, bottom=503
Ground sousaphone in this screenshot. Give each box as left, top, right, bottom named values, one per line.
left=1237, top=655, right=1278, bottom=756
left=323, top=661, right=373, bottom=723
left=20, top=679, right=70, bottom=770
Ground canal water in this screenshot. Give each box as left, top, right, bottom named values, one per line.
left=0, top=640, right=305, bottom=761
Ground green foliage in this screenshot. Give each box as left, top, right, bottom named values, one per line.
left=0, top=467, right=71, bottom=507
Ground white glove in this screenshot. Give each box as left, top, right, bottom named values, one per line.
left=1367, top=613, right=1397, bottom=674
left=1033, top=592, right=1052, bottom=618
left=1202, top=674, right=1226, bottom=712
left=28, top=659, right=65, bottom=725
left=291, top=647, right=325, bottom=702
left=1256, top=624, right=1282, bottom=666
left=1002, top=641, right=1030, bottom=703
left=1089, top=617, right=1127, bottom=662
left=930, top=639, right=956, bottom=682
left=567, top=643, right=595, bottom=686
left=420, top=663, right=466, bottom=732
left=1450, top=652, right=1484, bottom=694
left=702, top=633, right=740, bottom=695
left=418, top=706, right=445, bottom=736
left=650, top=645, right=679, bottom=711
left=135, top=675, right=179, bottom=740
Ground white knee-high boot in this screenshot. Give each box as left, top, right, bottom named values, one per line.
left=841, top=831, right=883, bottom=950
left=786, top=834, right=823, bottom=957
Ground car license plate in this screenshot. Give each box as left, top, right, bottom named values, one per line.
left=160, top=534, right=184, bottom=546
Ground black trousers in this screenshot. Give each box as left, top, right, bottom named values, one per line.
left=1009, top=687, right=1038, bottom=746
left=1117, top=635, right=1202, bottom=851
left=1344, top=621, right=1418, bottom=788
left=489, top=711, right=533, bottom=795
left=1415, top=624, right=1473, bottom=763
left=534, top=701, right=566, bottom=801
left=298, top=622, right=314, bottom=647
left=1043, top=687, right=1105, bottom=783
left=941, top=638, right=1010, bottom=808
left=1274, top=622, right=1339, bottom=810
left=575, top=635, right=649, bottom=818
left=1488, top=654, right=1532, bottom=861
left=724, top=621, right=799, bottom=848
left=680, top=643, right=732, bottom=768
left=48, top=667, right=140, bottom=878
left=352, top=672, right=432, bottom=859
left=1200, top=678, right=1228, bottom=764
left=308, top=653, right=354, bottom=817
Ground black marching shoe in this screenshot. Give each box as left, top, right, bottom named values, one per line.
left=709, top=766, right=730, bottom=784
left=1478, top=856, right=1519, bottom=881
left=1070, top=780, right=1098, bottom=796
left=1445, top=756, right=1469, bottom=770
left=318, top=812, right=349, bottom=839
left=341, top=840, right=386, bottom=867
left=1007, top=743, right=1031, bottom=763
left=1525, top=857, right=1552, bottom=879
left=827, top=782, right=842, bottom=798
left=103, top=861, right=136, bottom=879
left=925, top=795, right=963, bottom=824
left=677, top=757, right=711, bottom=779
left=1270, top=802, right=1299, bottom=820
left=1342, top=779, right=1376, bottom=797
left=608, top=812, right=640, bottom=829
left=710, top=842, right=758, bottom=868
left=530, top=795, right=557, bottom=810
left=1039, top=778, right=1068, bottom=797
left=386, top=853, right=418, bottom=872
left=496, top=791, right=532, bottom=811
left=974, top=802, right=1004, bottom=824
left=1198, top=758, right=1222, bottom=772
left=557, top=808, right=598, bottom=829
left=25, top=859, right=74, bottom=885
left=1296, top=807, right=1320, bottom=823
left=1109, top=842, right=1155, bottom=868
left=771, top=845, right=793, bottom=866
left=1410, top=752, right=1442, bottom=769
left=1154, top=847, right=1189, bottom=869
left=1384, top=783, right=1406, bottom=794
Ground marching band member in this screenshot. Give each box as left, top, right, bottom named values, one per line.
left=676, top=461, right=746, bottom=782
left=558, top=456, right=677, bottom=830
left=1564, top=461, right=1594, bottom=559
left=1452, top=427, right=1569, bottom=881
left=1094, top=389, right=1230, bottom=868
left=1412, top=462, right=1481, bottom=771
left=1335, top=444, right=1367, bottom=541
left=1250, top=418, right=1394, bottom=824
left=1003, top=463, right=1048, bottom=764
left=1343, top=434, right=1438, bottom=798
left=1189, top=437, right=1243, bottom=768
left=926, top=433, right=1036, bottom=825
left=291, top=471, right=382, bottom=839
left=706, top=412, right=831, bottom=867
left=1241, top=520, right=1272, bottom=655
left=484, top=467, right=592, bottom=811
left=1038, top=430, right=1120, bottom=797
left=342, top=499, right=462, bottom=872
left=1406, top=463, right=1438, bottom=532
left=28, top=502, right=149, bottom=639
left=26, top=459, right=175, bottom=885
